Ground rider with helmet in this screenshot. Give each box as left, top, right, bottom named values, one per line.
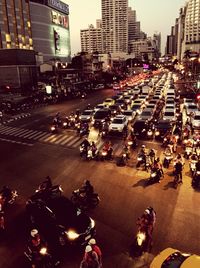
left=80, top=180, right=94, bottom=201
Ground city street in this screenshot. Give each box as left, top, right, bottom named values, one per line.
left=0, top=89, right=200, bottom=268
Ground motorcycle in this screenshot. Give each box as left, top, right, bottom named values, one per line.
left=163, top=153, right=173, bottom=168
left=24, top=245, right=55, bottom=268
left=87, top=146, right=99, bottom=161
left=190, top=159, right=197, bottom=176
left=147, top=168, right=161, bottom=184
left=173, top=172, right=181, bottom=189
left=50, top=124, right=58, bottom=134
left=71, top=189, right=100, bottom=210
left=162, top=137, right=170, bottom=148
left=79, top=126, right=89, bottom=138
left=79, top=144, right=88, bottom=158
left=33, top=184, right=63, bottom=201
left=100, top=147, right=113, bottom=161
left=129, top=229, right=149, bottom=257
left=192, top=170, right=200, bottom=188
left=184, top=146, right=193, bottom=159
left=136, top=154, right=146, bottom=169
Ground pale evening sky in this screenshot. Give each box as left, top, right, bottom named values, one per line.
left=66, top=0, right=187, bottom=55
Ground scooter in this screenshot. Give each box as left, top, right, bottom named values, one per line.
left=71, top=189, right=100, bottom=210
left=129, top=229, right=149, bottom=258
left=147, top=168, right=161, bottom=184
left=163, top=153, right=173, bottom=168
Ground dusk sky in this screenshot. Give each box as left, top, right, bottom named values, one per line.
left=66, top=0, right=187, bottom=55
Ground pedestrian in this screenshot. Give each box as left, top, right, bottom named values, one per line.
left=88, top=238, right=102, bottom=267
left=80, top=245, right=100, bottom=268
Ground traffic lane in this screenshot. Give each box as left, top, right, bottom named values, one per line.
left=1, top=140, right=200, bottom=267
left=7, top=88, right=115, bottom=131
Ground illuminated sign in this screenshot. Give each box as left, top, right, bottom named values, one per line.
left=47, top=0, right=69, bottom=15
left=46, top=85, right=52, bottom=94
left=52, top=10, right=68, bottom=28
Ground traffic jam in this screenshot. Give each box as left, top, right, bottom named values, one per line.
left=51, top=71, right=200, bottom=189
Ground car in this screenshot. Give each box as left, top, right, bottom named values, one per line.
left=132, top=119, right=147, bottom=136
left=113, top=82, right=120, bottom=90
left=109, top=104, right=121, bottom=116
left=191, top=111, right=200, bottom=130
left=93, top=108, right=111, bottom=127
left=103, top=98, right=115, bottom=107
left=154, top=120, right=173, bottom=139
left=131, top=104, right=142, bottom=115
left=122, top=110, right=135, bottom=122
left=123, top=95, right=134, bottom=104
left=26, top=196, right=95, bottom=248
left=80, top=110, right=94, bottom=122
left=186, top=104, right=198, bottom=116
left=94, top=103, right=106, bottom=112
left=150, top=247, right=200, bottom=268
left=184, top=98, right=194, bottom=107
left=138, top=108, right=153, bottom=120
left=108, top=115, right=128, bottom=133
left=163, top=109, right=176, bottom=121
left=166, top=99, right=175, bottom=105
left=115, top=98, right=127, bottom=110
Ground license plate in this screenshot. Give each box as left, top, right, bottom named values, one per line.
left=85, top=234, right=91, bottom=241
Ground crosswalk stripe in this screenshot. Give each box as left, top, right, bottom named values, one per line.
left=54, top=135, right=68, bottom=144
left=26, top=131, right=43, bottom=139
left=26, top=131, right=40, bottom=139
left=23, top=130, right=37, bottom=139
left=0, top=125, right=9, bottom=131
left=114, top=144, right=123, bottom=156
left=14, top=129, right=31, bottom=137
left=60, top=135, right=74, bottom=145
left=18, top=129, right=33, bottom=137
left=43, top=134, right=58, bottom=142
left=68, top=136, right=81, bottom=147
left=32, top=132, right=48, bottom=140
left=0, top=127, right=20, bottom=135
left=0, top=126, right=12, bottom=133
left=97, top=140, right=104, bottom=151
left=39, top=133, right=51, bottom=141
left=48, top=134, right=64, bottom=143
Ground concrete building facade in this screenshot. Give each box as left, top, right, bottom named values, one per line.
left=101, top=0, right=128, bottom=53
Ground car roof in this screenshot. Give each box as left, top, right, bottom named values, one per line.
left=150, top=248, right=179, bottom=267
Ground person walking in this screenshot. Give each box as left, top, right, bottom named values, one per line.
left=88, top=239, right=102, bottom=267
left=80, top=245, right=100, bottom=268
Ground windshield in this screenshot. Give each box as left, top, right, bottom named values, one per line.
left=131, top=105, right=140, bottom=110
left=112, top=119, right=123, bottom=124
left=141, top=111, right=151, bottom=116
left=164, top=112, right=174, bottom=116
left=123, top=111, right=132, bottom=116
left=94, top=111, right=109, bottom=119
left=188, top=105, right=196, bottom=109
left=194, top=115, right=200, bottom=120
left=82, top=111, right=92, bottom=116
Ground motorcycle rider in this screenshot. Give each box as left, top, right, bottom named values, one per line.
left=80, top=138, right=90, bottom=151
left=138, top=145, right=147, bottom=168
left=80, top=180, right=94, bottom=202
left=102, top=141, right=113, bottom=159
left=149, top=149, right=156, bottom=166
left=40, top=176, right=53, bottom=191
left=137, top=207, right=156, bottom=250
left=174, top=154, right=184, bottom=183
left=90, top=141, right=97, bottom=158
left=88, top=238, right=102, bottom=267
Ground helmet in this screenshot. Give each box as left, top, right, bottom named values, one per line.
left=144, top=208, right=151, bottom=215
left=85, top=180, right=90, bottom=185
left=142, top=145, right=145, bottom=148
left=31, top=229, right=38, bottom=238
left=89, top=238, right=96, bottom=245
left=85, top=245, right=92, bottom=253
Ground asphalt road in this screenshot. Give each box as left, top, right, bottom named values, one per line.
left=0, top=89, right=200, bottom=268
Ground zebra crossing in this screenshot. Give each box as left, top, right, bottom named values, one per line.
left=0, top=113, right=31, bottom=125
left=0, top=125, right=125, bottom=155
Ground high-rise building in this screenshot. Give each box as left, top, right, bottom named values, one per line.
left=101, top=0, right=128, bottom=53
left=29, top=0, right=71, bottom=62
left=80, top=21, right=103, bottom=53
left=0, top=0, right=33, bottom=49
left=177, top=5, right=187, bottom=60
left=184, top=0, right=200, bottom=54
left=128, top=7, right=140, bottom=42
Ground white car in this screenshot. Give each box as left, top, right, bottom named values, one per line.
left=163, top=109, right=176, bottom=121
left=80, top=110, right=94, bottom=122
left=109, top=115, right=128, bottom=132
left=192, top=111, right=200, bottom=129
left=122, top=110, right=135, bottom=122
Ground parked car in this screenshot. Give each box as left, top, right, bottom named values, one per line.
left=150, top=247, right=200, bottom=268
left=26, top=196, right=95, bottom=248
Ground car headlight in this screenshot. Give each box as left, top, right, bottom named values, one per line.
left=90, top=218, right=95, bottom=229
left=66, top=230, right=80, bottom=240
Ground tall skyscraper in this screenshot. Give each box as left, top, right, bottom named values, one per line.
left=184, top=0, right=200, bottom=54
left=128, top=7, right=140, bottom=42
left=0, top=0, right=33, bottom=49
left=101, top=0, right=128, bottom=53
